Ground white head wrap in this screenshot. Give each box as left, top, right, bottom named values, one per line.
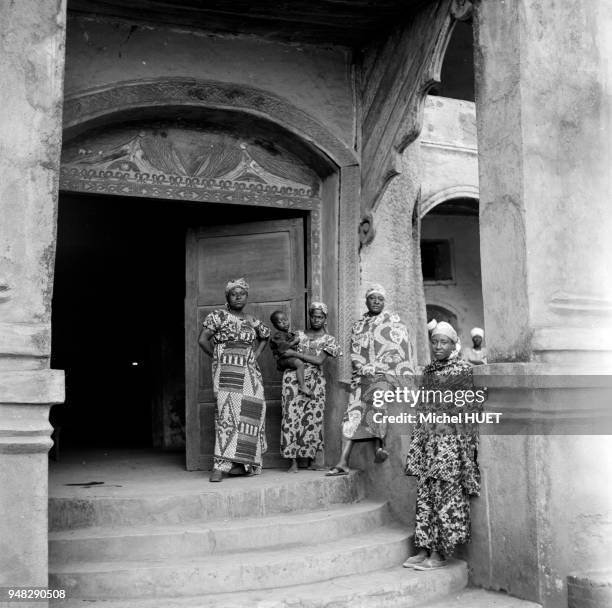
left=365, top=284, right=386, bottom=299
left=309, top=301, right=328, bottom=316
left=427, top=319, right=438, bottom=332
left=470, top=327, right=484, bottom=338
left=225, top=277, right=249, bottom=296
left=431, top=321, right=458, bottom=343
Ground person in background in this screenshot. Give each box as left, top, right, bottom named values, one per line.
left=464, top=327, right=487, bottom=366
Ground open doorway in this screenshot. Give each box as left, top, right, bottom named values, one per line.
left=50, top=191, right=306, bottom=460
left=420, top=197, right=483, bottom=347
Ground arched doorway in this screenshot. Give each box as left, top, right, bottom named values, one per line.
left=50, top=82, right=359, bottom=470
left=419, top=196, right=484, bottom=350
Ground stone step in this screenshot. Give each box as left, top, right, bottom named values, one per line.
left=421, top=587, right=542, bottom=607
left=49, top=525, right=411, bottom=599
left=51, top=561, right=468, bottom=608
left=49, top=470, right=365, bottom=531
left=49, top=500, right=390, bottom=563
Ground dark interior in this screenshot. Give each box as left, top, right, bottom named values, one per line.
left=50, top=191, right=303, bottom=450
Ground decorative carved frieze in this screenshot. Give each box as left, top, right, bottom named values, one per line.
left=61, top=124, right=321, bottom=209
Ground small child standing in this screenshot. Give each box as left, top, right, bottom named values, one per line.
left=269, top=310, right=312, bottom=396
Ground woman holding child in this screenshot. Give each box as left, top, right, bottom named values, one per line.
left=275, top=302, right=341, bottom=473
left=404, top=321, right=480, bottom=570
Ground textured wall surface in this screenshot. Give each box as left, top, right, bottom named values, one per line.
left=64, top=14, right=356, bottom=152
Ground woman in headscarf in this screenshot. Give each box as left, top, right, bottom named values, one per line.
left=198, top=278, right=270, bottom=482
left=404, top=321, right=481, bottom=570
left=464, top=327, right=488, bottom=366
left=326, top=284, right=415, bottom=476
left=279, top=302, right=341, bottom=473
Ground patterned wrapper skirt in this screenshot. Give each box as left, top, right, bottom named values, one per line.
left=212, top=341, right=267, bottom=473
left=341, top=374, right=394, bottom=441
left=280, top=363, right=326, bottom=459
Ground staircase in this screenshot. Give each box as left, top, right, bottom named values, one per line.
left=48, top=464, right=470, bottom=607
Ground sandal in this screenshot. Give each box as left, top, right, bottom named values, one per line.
left=402, top=554, right=427, bottom=568
left=209, top=470, right=223, bottom=482
left=413, top=558, right=448, bottom=570
left=325, top=466, right=349, bottom=477
left=374, top=447, right=389, bottom=463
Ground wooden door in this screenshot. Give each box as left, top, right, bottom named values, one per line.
left=185, top=219, right=305, bottom=470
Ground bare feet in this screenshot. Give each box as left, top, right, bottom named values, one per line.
left=287, top=459, right=298, bottom=473
left=307, top=458, right=325, bottom=471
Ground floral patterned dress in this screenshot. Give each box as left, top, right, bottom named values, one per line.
left=342, top=310, right=415, bottom=441
left=405, top=351, right=481, bottom=556
left=203, top=309, right=270, bottom=474
left=280, top=331, right=341, bottom=459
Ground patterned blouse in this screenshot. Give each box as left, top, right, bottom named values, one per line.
left=350, top=310, right=415, bottom=378
left=296, top=331, right=342, bottom=359
left=203, top=309, right=270, bottom=344
left=405, top=351, right=481, bottom=494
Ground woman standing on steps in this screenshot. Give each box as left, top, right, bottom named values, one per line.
left=403, top=321, right=481, bottom=570
left=279, top=302, right=341, bottom=473
left=198, top=278, right=270, bottom=483
left=326, top=284, right=415, bottom=477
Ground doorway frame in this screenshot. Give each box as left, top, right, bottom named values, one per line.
left=59, top=80, right=361, bottom=411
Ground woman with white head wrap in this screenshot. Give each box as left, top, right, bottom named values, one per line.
left=326, top=284, right=416, bottom=476
left=404, top=320, right=481, bottom=570
left=464, top=327, right=487, bottom=366
left=276, top=300, right=341, bottom=473
left=198, top=278, right=270, bottom=482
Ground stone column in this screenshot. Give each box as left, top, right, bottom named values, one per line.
left=474, top=0, right=612, bottom=365
left=471, top=2, right=612, bottom=607
left=0, top=0, right=67, bottom=600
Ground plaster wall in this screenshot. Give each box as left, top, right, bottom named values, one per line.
left=355, top=147, right=423, bottom=526
left=421, top=214, right=484, bottom=346
left=420, top=96, right=478, bottom=206
left=474, top=0, right=612, bottom=362
left=64, top=14, right=356, bottom=152
left=0, top=0, right=67, bottom=595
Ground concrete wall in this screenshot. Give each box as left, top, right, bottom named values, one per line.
left=421, top=213, right=484, bottom=346
left=420, top=96, right=478, bottom=208
left=0, top=0, right=67, bottom=595
left=64, top=14, right=356, bottom=151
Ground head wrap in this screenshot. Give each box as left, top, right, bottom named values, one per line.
left=427, top=319, right=438, bottom=332
left=309, top=301, right=328, bottom=316
left=431, top=321, right=458, bottom=343
left=225, top=277, right=249, bottom=296
left=365, top=284, right=386, bottom=299
left=470, top=327, right=484, bottom=338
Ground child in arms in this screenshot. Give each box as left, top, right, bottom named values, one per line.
left=269, top=310, right=312, bottom=396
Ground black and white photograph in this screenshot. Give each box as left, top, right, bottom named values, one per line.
left=1, top=1, right=611, bottom=607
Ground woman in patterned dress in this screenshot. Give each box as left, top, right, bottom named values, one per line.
left=404, top=321, right=481, bottom=570
left=279, top=302, right=341, bottom=473
left=326, top=284, right=415, bottom=476
left=198, top=278, right=270, bottom=483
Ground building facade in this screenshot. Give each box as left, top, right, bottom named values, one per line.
left=1, top=1, right=611, bottom=606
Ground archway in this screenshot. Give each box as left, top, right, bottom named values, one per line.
left=419, top=196, right=484, bottom=353
left=50, top=81, right=360, bottom=470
